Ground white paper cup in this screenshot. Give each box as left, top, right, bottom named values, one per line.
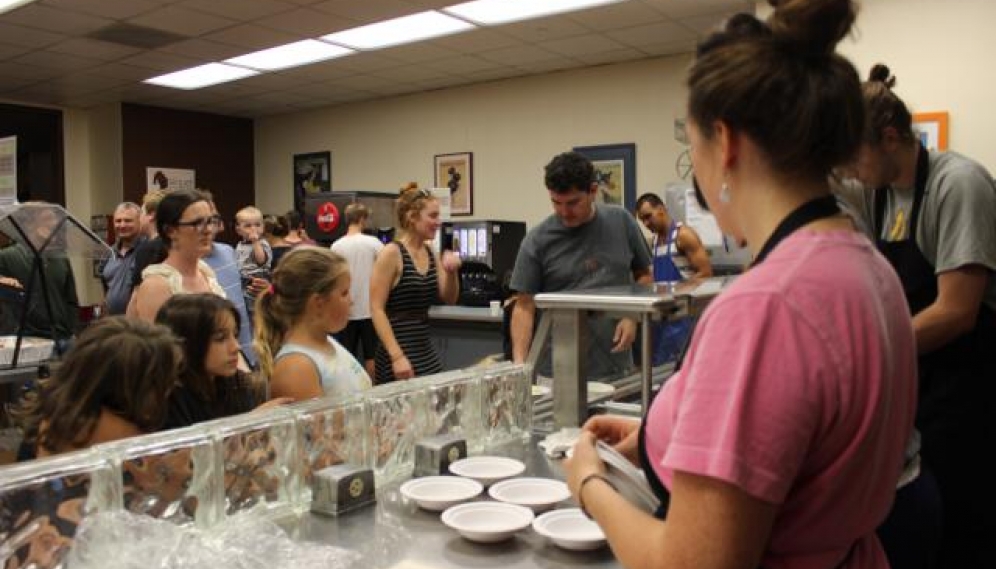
left=490, top=300, right=502, bottom=316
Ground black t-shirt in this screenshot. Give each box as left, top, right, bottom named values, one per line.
left=130, top=236, right=167, bottom=288
left=163, top=374, right=260, bottom=429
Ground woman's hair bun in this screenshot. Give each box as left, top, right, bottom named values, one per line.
left=400, top=181, right=418, bottom=192
left=766, top=0, right=857, bottom=56
left=868, top=63, right=896, bottom=88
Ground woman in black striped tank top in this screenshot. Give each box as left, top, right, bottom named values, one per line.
left=371, top=184, right=461, bottom=383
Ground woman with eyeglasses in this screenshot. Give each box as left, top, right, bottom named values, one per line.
left=563, top=1, right=918, bottom=568
left=127, top=189, right=226, bottom=322
left=370, top=182, right=461, bottom=383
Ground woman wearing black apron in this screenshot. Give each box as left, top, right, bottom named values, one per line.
left=563, top=2, right=919, bottom=568
left=844, top=65, right=996, bottom=568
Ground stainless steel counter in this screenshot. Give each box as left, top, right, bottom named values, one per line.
left=292, top=440, right=619, bottom=569
left=429, top=305, right=503, bottom=324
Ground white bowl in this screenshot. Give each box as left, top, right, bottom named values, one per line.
left=400, top=476, right=483, bottom=512
left=487, top=477, right=571, bottom=513
left=533, top=508, right=607, bottom=551
left=448, top=456, right=526, bottom=487
left=441, top=501, right=535, bottom=543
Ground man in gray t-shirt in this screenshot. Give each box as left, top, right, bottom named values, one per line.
left=510, top=151, right=652, bottom=380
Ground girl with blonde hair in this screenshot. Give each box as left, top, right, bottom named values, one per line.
left=254, top=246, right=370, bottom=400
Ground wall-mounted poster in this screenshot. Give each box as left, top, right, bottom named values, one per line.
left=434, top=152, right=473, bottom=216
left=147, top=167, right=196, bottom=193
left=572, top=143, right=637, bottom=210
left=912, top=112, right=949, bottom=151
left=293, top=151, right=331, bottom=214
left=0, top=136, right=15, bottom=206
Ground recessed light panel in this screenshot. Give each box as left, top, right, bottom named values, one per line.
left=321, top=11, right=475, bottom=50
left=144, top=63, right=259, bottom=90
left=225, top=39, right=353, bottom=71
left=444, top=0, right=626, bottom=25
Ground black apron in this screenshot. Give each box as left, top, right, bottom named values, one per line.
left=636, top=195, right=856, bottom=566
left=873, top=144, right=996, bottom=566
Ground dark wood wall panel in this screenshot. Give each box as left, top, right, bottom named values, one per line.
left=121, top=103, right=253, bottom=245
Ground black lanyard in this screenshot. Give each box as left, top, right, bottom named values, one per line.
left=751, top=194, right=841, bottom=267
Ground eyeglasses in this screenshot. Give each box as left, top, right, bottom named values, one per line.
left=176, top=215, right=223, bottom=232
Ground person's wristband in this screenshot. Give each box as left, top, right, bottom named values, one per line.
left=577, top=473, right=617, bottom=519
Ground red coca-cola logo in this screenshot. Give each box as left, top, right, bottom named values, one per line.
left=316, top=202, right=340, bottom=233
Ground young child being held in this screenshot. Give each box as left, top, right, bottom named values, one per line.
left=254, top=247, right=372, bottom=401
left=234, top=206, right=272, bottom=316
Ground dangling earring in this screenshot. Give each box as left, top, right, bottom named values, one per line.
left=719, top=182, right=731, bottom=204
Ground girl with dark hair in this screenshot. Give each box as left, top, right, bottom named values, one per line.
left=127, top=189, right=226, bottom=322
left=155, top=293, right=277, bottom=428
left=564, top=1, right=918, bottom=568
left=17, top=317, right=181, bottom=456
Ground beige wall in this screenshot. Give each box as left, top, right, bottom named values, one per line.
left=255, top=55, right=694, bottom=229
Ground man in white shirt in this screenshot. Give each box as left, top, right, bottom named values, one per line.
left=331, top=203, right=384, bottom=379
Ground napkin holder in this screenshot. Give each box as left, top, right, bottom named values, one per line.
left=414, top=434, right=467, bottom=477
left=311, top=463, right=376, bottom=516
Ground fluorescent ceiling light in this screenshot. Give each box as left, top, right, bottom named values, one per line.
left=225, top=39, right=353, bottom=71
left=444, top=0, right=625, bottom=25
left=144, top=63, right=259, bottom=90
left=0, top=0, right=37, bottom=16
left=322, top=10, right=475, bottom=50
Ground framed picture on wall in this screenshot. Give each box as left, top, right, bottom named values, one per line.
left=434, top=152, right=473, bottom=216
left=912, top=112, right=949, bottom=151
left=572, top=143, right=637, bottom=210
left=293, top=151, right=331, bottom=213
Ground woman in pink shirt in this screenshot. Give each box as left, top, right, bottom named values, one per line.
left=564, top=1, right=918, bottom=568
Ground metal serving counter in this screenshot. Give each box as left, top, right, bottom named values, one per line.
left=294, top=439, right=618, bottom=569
left=531, top=278, right=733, bottom=428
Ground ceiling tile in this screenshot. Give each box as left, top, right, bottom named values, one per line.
left=177, top=0, right=298, bottom=21
left=333, top=74, right=397, bottom=92
left=645, top=0, right=751, bottom=19
left=373, top=64, right=448, bottom=83
left=539, top=34, right=627, bottom=57
left=280, top=0, right=326, bottom=5
left=516, top=57, right=580, bottom=74
left=382, top=42, right=458, bottom=64
left=204, top=24, right=297, bottom=50
left=575, top=47, right=647, bottom=66
left=313, top=0, right=416, bottom=24
left=129, top=6, right=238, bottom=37
left=679, top=12, right=737, bottom=35
left=0, top=42, right=31, bottom=60
left=109, top=82, right=178, bottom=102
left=39, top=0, right=163, bottom=20
left=89, top=62, right=158, bottom=81
left=606, top=21, right=697, bottom=48
left=258, top=7, right=356, bottom=36
left=638, top=39, right=697, bottom=57
left=1, top=4, right=112, bottom=35
left=12, top=50, right=103, bottom=72
left=157, top=38, right=244, bottom=60
left=0, top=22, right=66, bottom=48
left=329, top=52, right=404, bottom=72
left=479, top=45, right=561, bottom=66
left=498, top=17, right=592, bottom=43
left=0, top=75, right=38, bottom=93
left=121, top=50, right=200, bottom=72
left=401, top=0, right=454, bottom=9
left=423, top=55, right=502, bottom=75
left=0, top=61, right=62, bottom=81
left=463, top=67, right=522, bottom=84
left=415, top=75, right=472, bottom=91
left=569, top=1, right=672, bottom=31
left=47, top=72, right=132, bottom=92
left=277, top=59, right=358, bottom=81
left=431, top=29, right=520, bottom=53
left=47, top=37, right=141, bottom=60
left=235, top=72, right=314, bottom=91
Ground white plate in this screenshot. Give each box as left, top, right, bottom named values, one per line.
left=400, top=476, right=483, bottom=512
left=441, top=501, right=535, bottom=543
left=594, top=442, right=660, bottom=513
left=533, top=508, right=607, bottom=551
left=487, top=477, right=571, bottom=513
left=448, top=456, right=526, bottom=487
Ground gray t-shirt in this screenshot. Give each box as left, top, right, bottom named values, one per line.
left=835, top=150, right=996, bottom=311
left=510, top=204, right=652, bottom=379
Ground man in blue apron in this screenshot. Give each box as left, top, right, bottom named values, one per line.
left=634, top=193, right=712, bottom=364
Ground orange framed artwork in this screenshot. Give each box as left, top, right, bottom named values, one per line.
left=912, top=112, right=949, bottom=151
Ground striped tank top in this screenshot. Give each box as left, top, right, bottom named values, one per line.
left=374, top=243, right=442, bottom=383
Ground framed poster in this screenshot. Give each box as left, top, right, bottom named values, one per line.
left=434, top=152, right=473, bottom=216
left=572, top=143, right=637, bottom=210
left=293, top=151, right=331, bottom=213
left=912, top=112, right=949, bottom=151
left=146, top=167, right=195, bottom=193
